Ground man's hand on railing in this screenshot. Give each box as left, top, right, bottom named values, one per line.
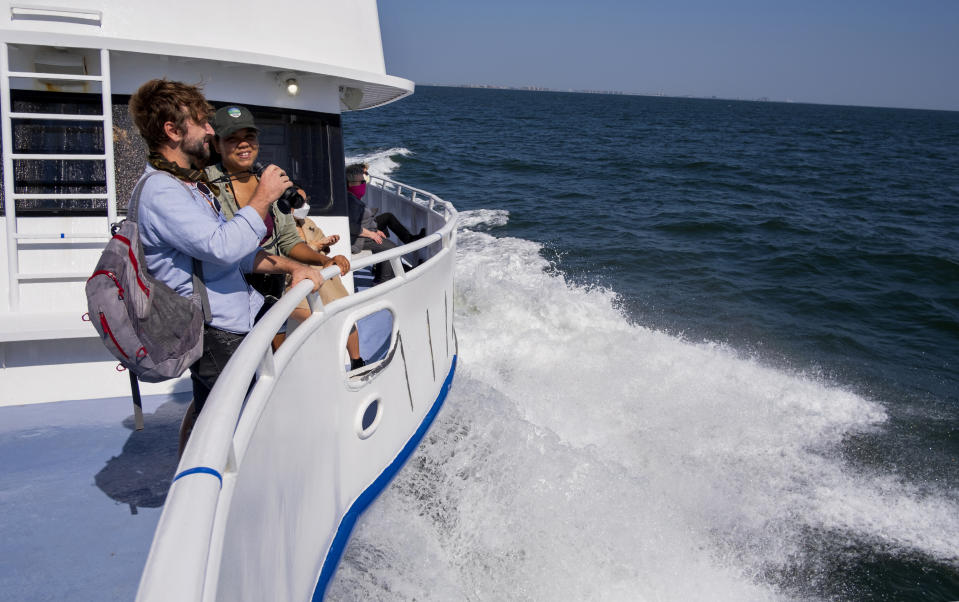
left=290, top=263, right=325, bottom=293
left=325, top=255, right=350, bottom=276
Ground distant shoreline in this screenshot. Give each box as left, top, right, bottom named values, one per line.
left=415, top=83, right=958, bottom=113
left=421, top=82, right=768, bottom=102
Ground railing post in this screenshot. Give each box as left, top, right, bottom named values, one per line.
left=1, top=42, right=20, bottom=311
left=100, top=48, right=117, bottom=226
left=257, top=348, right=277, bottom=379
left=390, top=256, right=404, bottom=280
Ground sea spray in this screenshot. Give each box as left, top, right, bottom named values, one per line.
left=328, top=214, right=959, bottom=600
left=329, top=147, right=959, bottom=599
left=345, top=148, right=412, bottom=179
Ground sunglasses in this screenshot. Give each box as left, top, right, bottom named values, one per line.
left=196, top=182, right=222, bottom=214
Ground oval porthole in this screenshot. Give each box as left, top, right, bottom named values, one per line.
left=357, top=398, right=381, bottom=439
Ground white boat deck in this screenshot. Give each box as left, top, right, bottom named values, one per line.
left=0, top=271, right=394, bottom=600
left=0, top=392, right=179, bottom=601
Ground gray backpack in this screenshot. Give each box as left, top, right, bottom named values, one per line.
left=86, top=170, right=211, bottom=385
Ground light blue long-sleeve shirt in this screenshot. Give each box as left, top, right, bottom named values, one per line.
left=136, top=167, right=266, bottom=334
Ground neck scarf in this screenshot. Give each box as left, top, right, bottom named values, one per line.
left=147, top=151, right=220, bottom=196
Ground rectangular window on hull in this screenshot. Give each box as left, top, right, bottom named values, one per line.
left=1, top=90, right=348, bottom=219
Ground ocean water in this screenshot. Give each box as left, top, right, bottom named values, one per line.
left=331, top=87, right=959, bottom=601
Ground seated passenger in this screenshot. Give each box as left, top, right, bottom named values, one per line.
left=361, top=163, right=426, bottom=246
left=293, top=199, right=339, bottom=253
left=346, top=163, right=424, bottom=282
left=206, top=106, right=363, bottom=366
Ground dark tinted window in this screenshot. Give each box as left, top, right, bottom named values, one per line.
left=207, top=102, right=347, bottom=217
left=1, top=90, right=108, bottom=215
left=1, top=90, right=347, bottom=218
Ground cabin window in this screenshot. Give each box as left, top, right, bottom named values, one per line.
left=0, top=90, right=109, bottom=215
left=1, top=91, right=347, bottom=218
left=205, top=102, right=347, bottom=218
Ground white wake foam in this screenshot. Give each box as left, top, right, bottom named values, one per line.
left=327, top=211, right=959, bottom=600
left=345, top=147, right=412, bottom=179
left=456, top=208, right=509, bottom=230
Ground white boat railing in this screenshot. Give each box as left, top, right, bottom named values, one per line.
left=138, top=178, right=458, bottom=602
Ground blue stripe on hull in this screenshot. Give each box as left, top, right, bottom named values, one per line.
left=312, top=354, right=458, bottom=600
left=172, top=466, right=223, bottom=487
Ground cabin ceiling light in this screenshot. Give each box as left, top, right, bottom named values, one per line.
left=277, top=72, right=299, bottom=96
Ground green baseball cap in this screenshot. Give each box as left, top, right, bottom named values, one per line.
left=212, top=105, right=259, bottom=139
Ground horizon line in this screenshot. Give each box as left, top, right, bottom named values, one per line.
left=411, top=83, right=959, bottom=114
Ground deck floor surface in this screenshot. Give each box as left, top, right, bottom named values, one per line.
left=0, top=393, right=189, bottom=601
left=0, top=271, right=393, bottom=600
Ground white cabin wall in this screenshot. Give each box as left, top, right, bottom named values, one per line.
left=11, top=216, right=109, bottom=312
left=0, top=338, right=191, bottom=407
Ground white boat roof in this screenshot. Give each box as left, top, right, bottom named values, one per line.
left=0, top=0, right=413, bottom=110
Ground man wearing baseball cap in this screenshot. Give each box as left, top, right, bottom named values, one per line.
left=128, top=80, right=325, bottom=453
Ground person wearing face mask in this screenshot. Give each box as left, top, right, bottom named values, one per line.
left=206, top=106, right=363, bottom=366
left=292, top=196, right=339, bottom=254
left=205, top=105, right=348, bottom=287
left=346, top=163, right=425, bottom=283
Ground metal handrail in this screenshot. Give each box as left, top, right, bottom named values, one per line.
left=2, top=42, right=19, bottom=310
left=7, top=112, right=105, bottom=121
left=368, top=175, right=454, bottom=218
left=9, top=153, right=107, bottom=160
left=190, top=176, right=456, bottom=440
left=6, top=70, right=104, bottom=82
left=11, top=194, right=109, bottom=200
left=17, top=272, right=90, bottom=281
left=14, top=232, right=109, bottom=239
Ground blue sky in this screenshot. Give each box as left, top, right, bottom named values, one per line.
left=378, top=0, right=959, bottom=111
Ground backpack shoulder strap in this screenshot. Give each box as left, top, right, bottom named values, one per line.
left=129, top=168, right=213, bottom=323
left=192, top=259, right=212, bottom=323
left=126, top=169, right=171, bottom=223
